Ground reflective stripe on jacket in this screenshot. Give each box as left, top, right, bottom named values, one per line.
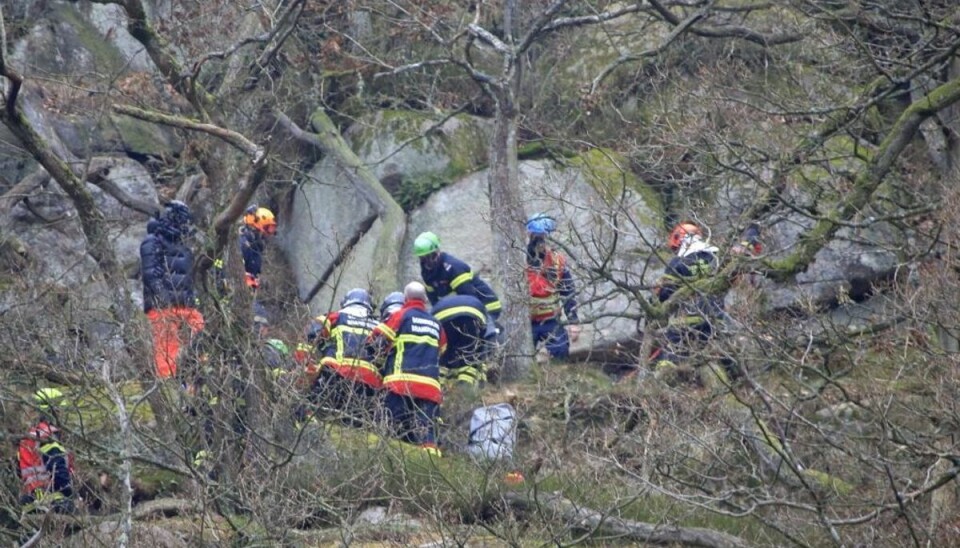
left=432, top=295, right=487, bottom=369
left=421, top=252, right=502, bottom=315
left=315, top=308, right=381, bottom=388
left=18, top=422, right=74, bottom=498
left=527, top=249, right=578, bottom=323
left=369, top=299, right=447, bottom=403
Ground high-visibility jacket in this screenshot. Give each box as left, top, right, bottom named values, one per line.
left=420, top=252, right=502, bottom=317
left=368, top=299, right=447, bottom=403
left=656, top=243, right=723, bottom=324
left=18, top=422, right=74, bottom=503
left=527, top=248, right=578, bottom=323
left=431, top=294, right=487, bottom=369
left=311, top=305, right=381, bottom=388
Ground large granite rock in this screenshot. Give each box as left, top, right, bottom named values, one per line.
left=9, top=3, right=181, bottom=160
left=282, top=110, right=490, bottom=313
left=402, top=151, right=663, bottom=353
left=1, top=159, right=158, bottom=350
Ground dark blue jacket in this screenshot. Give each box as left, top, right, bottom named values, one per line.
left=431, top=295, right=487, bottom=368
left=368, top=299, right=447, bottom=403
left=313, top=307, right=381, bottom=388
left=657, top=249, right=723, bottom=322
left=239, top=225, right=266, bottom=279
left=140, top=218, right=197, bottom=312
left=420, top=252, right=501, bottom=317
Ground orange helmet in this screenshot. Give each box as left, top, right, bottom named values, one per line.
left=667, top=222, right=701, bottom=251
left=244, top=206, right=277, bottom=235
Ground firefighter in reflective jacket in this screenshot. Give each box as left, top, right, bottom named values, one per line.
left=526, top=214, right=580, bottom=359
left=432, top=294, right=488, bottom=386
left=367, top=282, right=447, bottom=456
left=414, top=231, right=503, bottom=321
left=651, top=221, right=722, bottom=371
left=19, top=388, right=75, bottom=513
left=304, top=288, right=381, bottom=426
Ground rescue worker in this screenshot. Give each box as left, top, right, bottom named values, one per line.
left=263, top=338, right=292, bottom=379
left=140, top=200, right=205, bottom=379
left=305, top=288, right=382, bottom=426
left=526, top=213, right=581, bottom=360
left=414, top=231, right=502, bottom=321
left=650, top=221, right=722, bottom=372
left=367, top=282, right=447, bottom=456
left=19, top=388, right=76, bottom=514
left=379, top=291, right=405, bottom=321
left=431, top=294, right=488, bottom=386
left=239, top=205, right=277, bottom=290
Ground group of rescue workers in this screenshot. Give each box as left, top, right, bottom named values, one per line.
left=17, top=194, right=747, bottom=512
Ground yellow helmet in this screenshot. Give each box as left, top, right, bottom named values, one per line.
left=243, top=206, right=277, bottom=235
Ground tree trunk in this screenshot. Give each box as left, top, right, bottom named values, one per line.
left=488, top=87, right=534, bottom=381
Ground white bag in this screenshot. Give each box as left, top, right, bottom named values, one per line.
left=467, top=403, right=517, bottom=461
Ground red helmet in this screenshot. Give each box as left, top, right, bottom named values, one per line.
left=668, top=222, right=702, bottom=251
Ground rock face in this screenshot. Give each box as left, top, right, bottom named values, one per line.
left=9, top=2, right=181, bottom=160
left=764, top=220, right=901, bottom=309
left=281, top=111, right=490, bottom=314
left=1, top=160, right=158, bottom=345
left=402, top=153, right=664, bottom=354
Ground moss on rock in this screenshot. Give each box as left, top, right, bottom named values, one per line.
left=105, top=114, right=180, bottom=158
left=565, top=148, right=663, bottom=224
left=52, top=6, right=128, bottom=76
left=347, top=110, right=491, bottom=210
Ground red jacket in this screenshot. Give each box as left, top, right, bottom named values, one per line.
left=18, top=422, right=74, bottom=500
left=368, top=299, right=447, bottom=403
left=527, top=248, right=579, bottom=323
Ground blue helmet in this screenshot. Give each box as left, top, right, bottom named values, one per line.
left=527, top=213, right=557, bottom=236
left=380, top=291, right=405, bottom=320
left=526, top=213, right=556, bottom=235
left=341, top=288, right=372, bottom=311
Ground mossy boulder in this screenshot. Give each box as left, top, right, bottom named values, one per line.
left=348, top=110, right=492, bottom=211
left=10, top=3, right=129, bottom=79
left=100, top=114, right=183, bottom=160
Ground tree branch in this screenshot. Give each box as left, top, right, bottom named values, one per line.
left=111, top=104, right=264, bottom=162
left=647, top=0, right=802, bottom=46
left=505, top=492, right=753, bottom=548
left=765, top=75, right=960, bottom=279
left=467, top=24, right=512, bottom=55
left=0, top=168, right=49, bottom=215
left=84, top=158, right=159, bottom=216
left=244, top=0, right=307, bottom=89
left=590, top=3, right=709, bottom=94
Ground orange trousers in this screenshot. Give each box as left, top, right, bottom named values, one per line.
left=146, top=307, right=205, bottom=378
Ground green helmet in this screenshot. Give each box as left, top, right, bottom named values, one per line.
left=265, top=338, right=290, bottom=357
left=34, top=388, right=65, bottom=411
left=413, top=231, right=441, bottom=257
